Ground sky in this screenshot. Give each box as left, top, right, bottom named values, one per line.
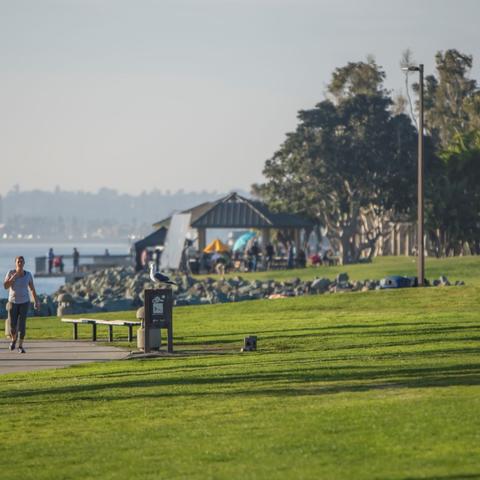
left=1, top=0, right=479, bottom=196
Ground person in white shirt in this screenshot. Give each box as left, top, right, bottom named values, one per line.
left=3, top=256, right=40, bottom=353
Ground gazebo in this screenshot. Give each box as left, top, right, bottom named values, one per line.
left=153, top=192, right=314, bottom=252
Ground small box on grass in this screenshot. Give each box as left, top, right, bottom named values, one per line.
left=241, top=336, right=257, bottom=352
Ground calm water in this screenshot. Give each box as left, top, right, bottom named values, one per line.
left=0, top=242, right=131, bottom=298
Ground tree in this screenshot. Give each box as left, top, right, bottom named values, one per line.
left=403, top=49, right=480, bottom=255
left=416, top=49, right=479, bottom=148
left=426, top=130, right=480, bottom=255
left=254, top=59, right=419, bottom=264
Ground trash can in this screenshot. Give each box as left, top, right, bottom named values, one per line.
left=137, top=327, right=161, bottom=351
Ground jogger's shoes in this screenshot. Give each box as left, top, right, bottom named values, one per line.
left=9, top=342, right=16, bottom=351
left=18, top=347, right=25, bottom=354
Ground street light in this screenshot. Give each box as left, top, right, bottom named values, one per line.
left=402, top=64, right=425, bottom=286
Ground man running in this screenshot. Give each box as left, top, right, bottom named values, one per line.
left=4, top=256, right=40, bottom=353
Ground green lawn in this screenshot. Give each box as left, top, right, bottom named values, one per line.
left=1, top=256, right=479, bottom=479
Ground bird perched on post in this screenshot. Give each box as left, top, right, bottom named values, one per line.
left=149, top=264, right=177, bottom=286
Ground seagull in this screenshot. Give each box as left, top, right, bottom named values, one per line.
left=149, top=264, right=177, bottom=286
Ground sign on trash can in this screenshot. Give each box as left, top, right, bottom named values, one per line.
left=143, top=289, right=174, bottom=353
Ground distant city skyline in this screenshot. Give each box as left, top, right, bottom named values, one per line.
left=1, top=0, right=479, bottom=196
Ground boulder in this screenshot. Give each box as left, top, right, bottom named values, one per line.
left=336, top=272, right=349, bottom=285
left=57, top=305, right=75, bottom=316
left=57, top=292, right=73, bottom=303
left=439, top=275, right=451, bottom=286
left=310, top=278, right=331, bottom=293
left=352, top=281, right=364, bottom=292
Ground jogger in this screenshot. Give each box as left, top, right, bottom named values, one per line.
left=3, top=256, right=40, bottom=353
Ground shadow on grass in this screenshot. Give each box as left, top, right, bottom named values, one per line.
left=180, top=321, right=443, bottom=340
left=2, top=361, right=480, bottom=404
left=31, top=318, right=479, bottom=350
left=179, top=321, right=480, bottom=343
left=394, top=475, right=480, bottom=480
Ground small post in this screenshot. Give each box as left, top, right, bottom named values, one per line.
left=144, top=293, right=152, bottom=354
left=241, top=336, right=257, bottom=352
left=165, top=292, right=174, bottom=353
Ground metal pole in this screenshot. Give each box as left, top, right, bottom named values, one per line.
left=417, top=64, right=425, bottom=286
left=144, top=289, right=151, bottom=353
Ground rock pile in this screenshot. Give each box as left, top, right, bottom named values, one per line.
left=0, top=267, right=465, bottom=317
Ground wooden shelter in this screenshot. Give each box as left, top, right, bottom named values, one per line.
left=153, top=192, right=314, bottom=252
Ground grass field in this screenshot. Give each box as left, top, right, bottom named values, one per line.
left=0, top=256, right=479, bottom=479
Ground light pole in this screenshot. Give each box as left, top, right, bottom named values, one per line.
left=403, top=64, right=425, bottom=286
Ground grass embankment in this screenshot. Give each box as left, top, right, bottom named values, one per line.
left=0, top=256, right=479, bottom=479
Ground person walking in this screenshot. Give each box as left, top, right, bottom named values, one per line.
left=47, top=247, right=54, bottom=274
left=73, top=248, right=80, bottom=273
left=3, top=256, right=40, bottom=353
left=265, top=242, right=275, bottom=270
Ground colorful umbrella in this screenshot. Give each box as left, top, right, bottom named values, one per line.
left=203, top=238, right=230, bottom=253
left=232, top=232, right=256, bottom=251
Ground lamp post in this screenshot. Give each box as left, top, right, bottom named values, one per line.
left=403, top=64, right=425, bottom=286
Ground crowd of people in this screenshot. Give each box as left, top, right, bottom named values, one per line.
left=171, top=234, right=342, bottom=276
left=191, top=240, right=311, bottom=276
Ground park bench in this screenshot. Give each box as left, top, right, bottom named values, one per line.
left=61, top=318, right=141, bottom=342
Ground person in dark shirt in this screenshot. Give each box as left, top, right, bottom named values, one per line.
left=73, top=248, right=80, bottom=273
left=48, top=248, right=54, bottom=274
left=249, top=242, right=260, bottom=272
left=265, top=243, right=275, bottom=270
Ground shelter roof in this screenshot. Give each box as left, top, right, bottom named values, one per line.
left=152, top=201, right=213, bottom=229
left=153, top=192, right=313, bottom=230
left=134, top=226, right=167, bottom=250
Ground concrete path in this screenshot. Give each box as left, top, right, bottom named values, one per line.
left=0, top=340, right=128, bottom=374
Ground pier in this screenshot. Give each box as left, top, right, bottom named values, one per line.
left=35, top=253, right=133, bottom=282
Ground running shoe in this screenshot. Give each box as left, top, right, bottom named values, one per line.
left=18, top=347, right=25, bottom=354
left=9, top=342, right=16, bottom=351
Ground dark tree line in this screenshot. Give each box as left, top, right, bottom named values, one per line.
left=254, top=50, right=480, bottom=263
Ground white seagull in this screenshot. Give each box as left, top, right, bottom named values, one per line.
left=149, top=264, right=177, bottom=286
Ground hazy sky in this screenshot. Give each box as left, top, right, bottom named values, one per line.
left=1, top=0, right=479, bottom=196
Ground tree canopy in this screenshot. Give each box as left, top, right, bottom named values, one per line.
left=254, top=50, right=480, bottom=262
left=254, top=59, right=419, bottom=263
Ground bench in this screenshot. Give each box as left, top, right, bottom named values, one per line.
left=62, top=318, right=142, bottom=342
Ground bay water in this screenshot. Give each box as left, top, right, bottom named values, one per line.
left=0, top=242, right=131, bottom=298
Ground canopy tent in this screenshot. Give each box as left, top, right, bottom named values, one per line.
left=133, top=226, right=167, bottom=271
left=203, top=238, right=230, bottom=253
left=233, top=231, right=256, bottom=252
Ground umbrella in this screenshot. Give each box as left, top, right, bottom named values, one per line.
left=203, top=238, right=230, bottom=253
left=233, top=232, right=256, bottom=252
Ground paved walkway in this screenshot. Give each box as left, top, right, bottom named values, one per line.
left=0, top=340, right=128, bottom=374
